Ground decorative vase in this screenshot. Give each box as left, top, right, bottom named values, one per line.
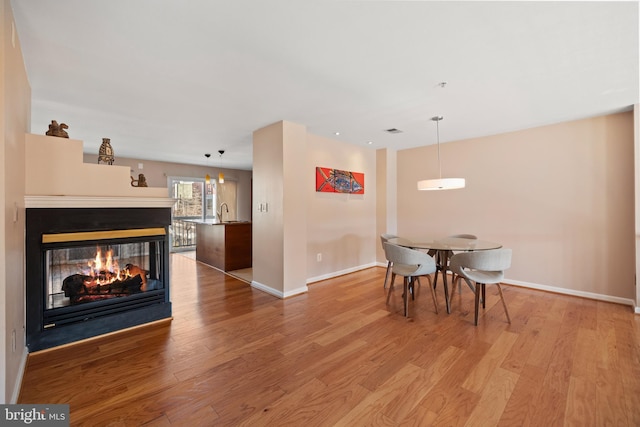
left=98, top=138, right=115, bottom=165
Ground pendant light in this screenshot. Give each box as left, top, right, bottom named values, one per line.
left=417, top=116, right=465, bottom=191
left=204, top=153, right=211, bottom=185
left=218, top=150, right=225, bottom=183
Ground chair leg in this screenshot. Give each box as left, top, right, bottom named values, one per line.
left=427, top=274, right=438, bottom=314
left=496, top=284, right=511, bottom=324
left=450, top=275, right=459, bottom=301
left=383, top=261, right=392, bottom=289
left=482, top=283, right=486, bottom=309
left=474, top=282, right=482, bottom=326
left=403, top=277, right=410, bottom=317
left=386, top=273, right=396, bottom=304
left=421, top=274, right=432, bottom=291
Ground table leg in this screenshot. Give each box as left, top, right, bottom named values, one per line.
left=439, top=250, right=451, bottom=314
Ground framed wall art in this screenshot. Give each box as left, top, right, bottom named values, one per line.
left=315, top=167, right=364, bottom=194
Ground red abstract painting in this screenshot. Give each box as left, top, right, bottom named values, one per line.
left=315, top=167, right=364, bottom=194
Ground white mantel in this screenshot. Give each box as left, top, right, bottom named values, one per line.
left=24, top=195, right=176, bottom=209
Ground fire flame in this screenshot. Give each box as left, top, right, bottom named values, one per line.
left=86, top=248, right=125, bottom=284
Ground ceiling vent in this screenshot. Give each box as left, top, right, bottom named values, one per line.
left=385, top=128, right=403, bottom=134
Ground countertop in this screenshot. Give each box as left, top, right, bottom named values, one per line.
left=187, top=219, right=251, bottom=225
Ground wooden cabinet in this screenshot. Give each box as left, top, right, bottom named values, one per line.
left=195, top=222, right=252, bottom=271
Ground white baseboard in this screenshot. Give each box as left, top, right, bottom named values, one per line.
left=250, top=262, right=377, bottom=299
left=307, top=262, right=378, bottom=284
left=256, top=264, right=640, bottom=313
left=251, top=280, right=308, bottom=299
left=10, top=347, right=28, bottom=403
left=375, top=263, right=640, bottom=312
left=503, top=278, right=637, bottom=308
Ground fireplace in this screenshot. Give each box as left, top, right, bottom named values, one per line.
left=26, top=206, right=172, bottom=351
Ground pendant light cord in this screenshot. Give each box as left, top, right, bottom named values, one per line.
left=436, top=118, right=442, bottom=180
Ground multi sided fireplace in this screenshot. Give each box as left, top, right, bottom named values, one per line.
left=26, top=206, right=172, bottom=351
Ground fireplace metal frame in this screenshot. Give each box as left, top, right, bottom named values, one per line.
left=26, top=207, right=172, bottom=351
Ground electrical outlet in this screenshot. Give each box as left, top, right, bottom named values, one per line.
left=11, top=330, right=16, bottom=352
left=317, top=253, right=322, bottom=262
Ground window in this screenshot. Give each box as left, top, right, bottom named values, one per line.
left=168, top=178, right=216, bottom=251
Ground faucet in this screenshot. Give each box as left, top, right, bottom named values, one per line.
left=217, top=202, right=229, bottom=222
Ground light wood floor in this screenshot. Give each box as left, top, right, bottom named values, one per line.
left=19, top=254, right=640, bottom=426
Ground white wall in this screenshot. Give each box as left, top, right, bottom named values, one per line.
left=396, top=112, right=635, bottom=304
left=1, top=0, right=30, bottom=403
left=635, top=104, right=640, bottom=312
left=252, top=121, right=287, bottom=295
left=306, top=133, right=377, bottom=281
left=252, top=121, right=377, bottom=294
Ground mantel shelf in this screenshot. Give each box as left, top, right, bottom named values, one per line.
left=25, top=195, right=176, bottom=209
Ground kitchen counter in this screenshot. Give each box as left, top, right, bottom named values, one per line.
left=194, top=221, right=252, bottom=271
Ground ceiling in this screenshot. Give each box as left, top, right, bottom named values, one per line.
left=10, top=1, right=639, bottom=171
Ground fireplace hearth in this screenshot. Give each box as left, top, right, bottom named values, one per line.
left=26, top=206, right=172, bottom=351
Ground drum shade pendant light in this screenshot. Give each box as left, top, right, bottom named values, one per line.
left=218, top=150, right=225, bottom=184
left=417, top=116, right=465, bottom=191
left=204, top=153, right=211, bottom=185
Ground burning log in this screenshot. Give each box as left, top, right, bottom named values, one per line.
left=107, top=274, right=143, bottom=294
left=62, top=274, right=90, bottom=297
left=62, top=264, right=146, bottom=304
left=123, top=264, right=147, bottom=286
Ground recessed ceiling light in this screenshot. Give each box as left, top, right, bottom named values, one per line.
left=367, top=141, right=373, bottom=145
left=334, top=131, right=340, bottom=136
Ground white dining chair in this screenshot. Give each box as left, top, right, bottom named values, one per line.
left=383, top=242, right=438, bottom=317
left=380, top=234, right=398, bottom=289
left=449, top=248, right=512, bottom=325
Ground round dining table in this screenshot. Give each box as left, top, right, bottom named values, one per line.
left=387, top=237, right=502, bottom=314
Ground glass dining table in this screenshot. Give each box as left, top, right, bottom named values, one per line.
left=387, top=236, right=502, bottom=314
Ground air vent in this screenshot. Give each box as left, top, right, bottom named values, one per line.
left=385, top=128, right=403, bottom=134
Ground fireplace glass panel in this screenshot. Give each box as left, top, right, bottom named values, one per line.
left=45, top=240, right=164, bottom=309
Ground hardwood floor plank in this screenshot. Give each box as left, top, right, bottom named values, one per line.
left=564, top=376, right=596, bottom=427
left=237, top=378, right=370, bottom=427
left=332, top=363, right=423, bottom=426
left=463, top=367, right=519, bottom=427
left=616, top=317, right=640, bottom=426
left=525, top=302, right=580, bottom=425
left=594, top=306, right=636, bottom=426
left=312, top=309, right=389, bottom=347
left=17, top=258, right=640, bottom=426
left=461, top=330, right=518, bottom=394
left=424, top=385, right=481, bottom=426
left=497, top=363, right=546, bottom=426
left=381, top=346, right=464, bottom=423
left=571, top=327, right=598, bottom=378
left=596, top=364, right=629, bottom=426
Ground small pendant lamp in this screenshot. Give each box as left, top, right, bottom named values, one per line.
left=204, top=153, right=211, bottom=185
left=417, top=116, right=465, bottom=191
left=218, top=150, right=225, bottom=184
